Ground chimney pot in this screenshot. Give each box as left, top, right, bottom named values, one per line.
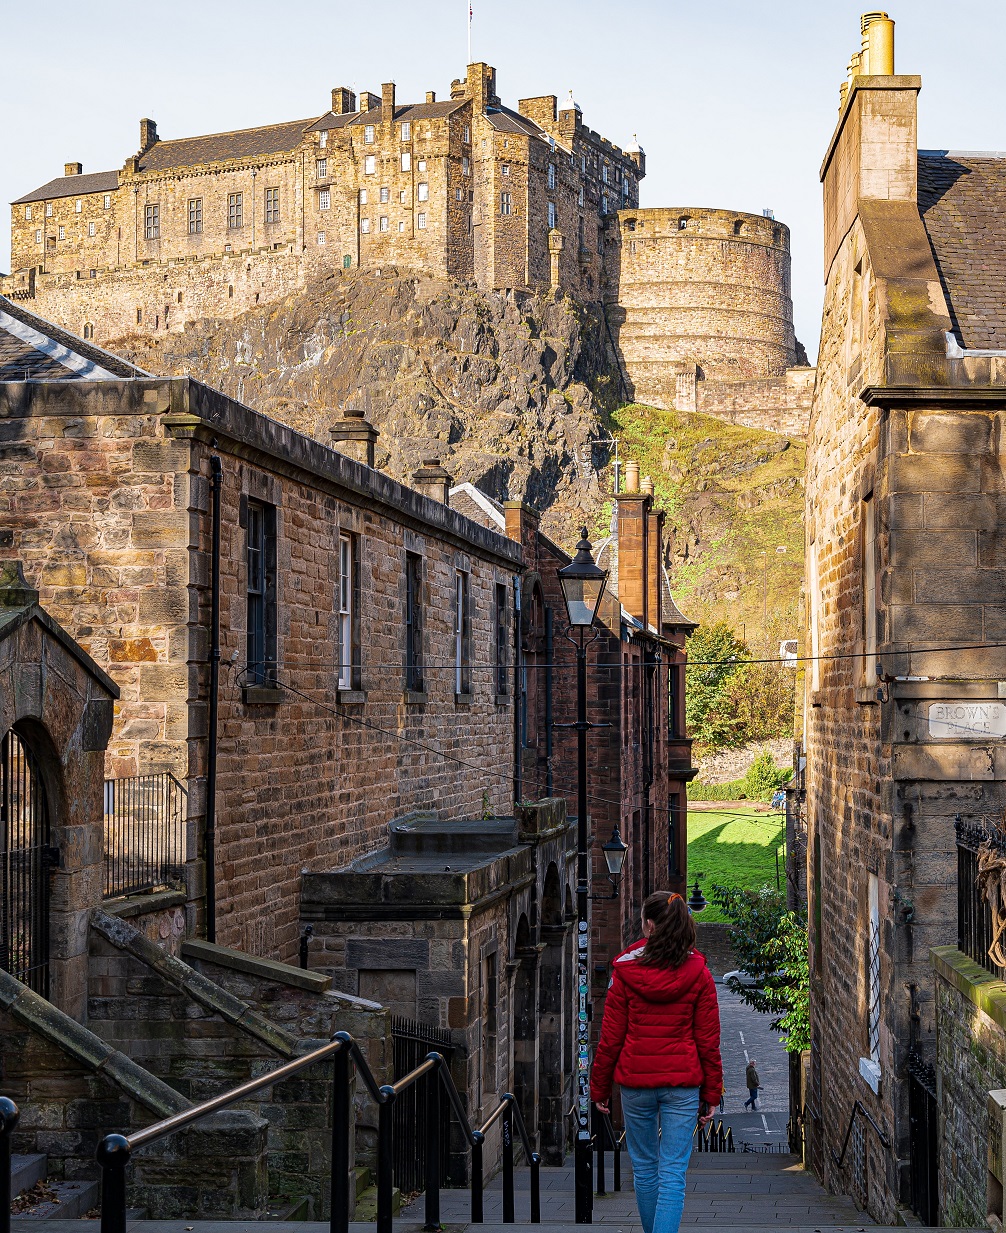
left=64, top=162, right=83, bottom=177
left=641, top=476, right=654, bottom=496
left=343, top=406, right=365, bottom=418
left=624, top=461, right=640, bottom=493
left=331, top=409, right=379, bottom=468
left=412, top=459, right=453, bottom=505
left=866, top=15, right=895, bottom=75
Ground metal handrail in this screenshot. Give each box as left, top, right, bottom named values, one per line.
left=831, top=1099, right=891, bottom=1169
left=596, top=1109, right=626, bottom=1195
left=92, top=1031, right=540, bottom=1233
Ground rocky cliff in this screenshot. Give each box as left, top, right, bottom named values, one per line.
left=111, top=268, right=617, bottom=540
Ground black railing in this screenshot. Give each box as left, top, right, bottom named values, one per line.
left=956, top=816, right=1006, bottom=979
left=595, top=1110, right=626, bottom=1194
left=907, top=1052, right=939, bottom=1225
left=693, top=1120, right=734, bottom=1153
left=88, top=1031, right=539, bottom=1233
left=103, top=773, right=187, bottom=899
left=392, top=1016, right=457, bottom=1191
left=1, top=1098, right=18, bottom=1233
left=831, top=1099, right=891, bottom=1169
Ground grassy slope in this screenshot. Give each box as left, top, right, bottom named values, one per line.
left=687, top=805, right=785, bottom=924
left=593, top=403, right=805, bottom=653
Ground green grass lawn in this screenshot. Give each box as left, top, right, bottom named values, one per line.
left=687, top=804, right=785, bottom=924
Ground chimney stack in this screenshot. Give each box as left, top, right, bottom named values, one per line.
left=647, top=508, right=664, bottom=631
left=426, top=91, right=437, bottom=104
left=615, top=461, right=651, bottom=626
left=331, top=87, right=356, bottom=115
left=64, top=162, right=83, bottom=177
left=382, top=82, right=396, bottom=119
left=412, top=458, right=453, bottom=505
left=359, top=92, right=380, bottom=113
left=331, top=407, right=379, bottom=469
left=139, top=118, right=158, bottom=153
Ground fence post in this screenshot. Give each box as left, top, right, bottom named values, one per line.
left=96, top=1134, right=131, bottom=1233
left=329, top=1042, right=350, bottom=1233
left=377, top=1088, right=395, bottom=1233
left=471, top=1131, right=484, bottom=1224
left=530, top=1151, right=540, bottom=1224
left=423, top=1061, right=441, bottom=1232
left=1, top=1098, right=20, bottom=1233
left=502, top=1101, right=515, bottom=1224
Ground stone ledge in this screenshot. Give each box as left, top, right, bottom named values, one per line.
left=182, top=939, right=332, bottom=994
left=931, top=944, right=1006, bottom=1031
left=102, top=887, right=187, bottom=919
left=242, top=685, right=284, bottom=705
left=337, top=689, right=366, bottom=705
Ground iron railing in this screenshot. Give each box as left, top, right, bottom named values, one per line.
left=1, top=730, right=52, bottom=997
left=595, top=1110, right=626, bottom=1195
left=85, top=1031, right=539, bottom=1233
left=956, top=817, right=1006, bottom=979
left=694, top=1120, right=735, bottom=1153
left=391, top=1016, right=457, bottom=1191
left=831, top=1099, right=891, bottom=1169
left=103, top=773, right=187, bottom=899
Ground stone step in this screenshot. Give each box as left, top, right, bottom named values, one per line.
left=354, top=1167, right=372, bottom=1200
left=353, top=1184, right=401, bottom=1221
left=13, top=1178, right=101, bottom=1219
left=10, top=1154, right=47, bottom=1198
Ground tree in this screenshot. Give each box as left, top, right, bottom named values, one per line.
left=711, top=884, right=810, bottom=1053
left=685, top=622, right=749, bottom=749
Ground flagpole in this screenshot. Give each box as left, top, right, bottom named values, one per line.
left=468, top=1, right=472, bottom=65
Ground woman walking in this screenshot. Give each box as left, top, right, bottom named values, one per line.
left=591, top=891, right=722, bottom=1233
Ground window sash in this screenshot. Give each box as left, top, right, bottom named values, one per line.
left=246, top=500, right=276, bottom=684
left=228, top=193, right=244, bottom=228
left=338, top=534, right=353, bottom=689
left=405, top=553, right=423, bottom=691
left=495, top=583, right=508, bottom=696
left=265, top=188, right=280, bottom=223
left=144, top=204, right=159, bottom=240
left=188, top=198, right=203, bottom=233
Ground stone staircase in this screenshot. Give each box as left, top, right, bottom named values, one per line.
left=10, top=1153, right=100, bottom=1220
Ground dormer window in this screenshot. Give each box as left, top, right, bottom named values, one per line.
left=319, top=130, right=328, bottom=148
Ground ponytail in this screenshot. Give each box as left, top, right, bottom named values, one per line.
left=640, top=890, right=696, bottom=968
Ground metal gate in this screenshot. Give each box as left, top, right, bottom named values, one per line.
left=1, top=729, right=52, bottom=997
left=391, top=1017, right=457, bottom=1193
left=907, top=1052, right=939, bottom=1225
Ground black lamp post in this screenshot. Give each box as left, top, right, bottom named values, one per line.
left=557, top=528, right=609, bottom=1224
left=688, top=880, right=708, bottom=913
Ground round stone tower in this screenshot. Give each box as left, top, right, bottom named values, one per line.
left=606, top=207, right=802, bottom=420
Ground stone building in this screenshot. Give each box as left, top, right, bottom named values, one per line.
left=604, top=206, right=815, bottom=437
left=802, top=11, right=1006, bottom=1225
left=2, top=62, right=641, bottom=341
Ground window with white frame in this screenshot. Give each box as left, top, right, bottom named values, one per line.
left=103, top=194, right=111, bottom=209
left=867, top=873, right=881, bottom=1061
left=319, top=130, right=328, bottom=148
left=365, top=155, right=376, bottom=175
left=417, top=182, right=429, bottom=202
left=417, top=212, right=426, bottom=229
left=578, top=185, right=584, bottom=207
left=401, top=152, right=411, bottom=172
left=581, top=154, right=586, bottom=173
left=862, top=494, right=877, bottom=686
left=364, top=124, right=375, bottom=144
left=24, top=205, right=31, bottom=220
left=400, top=190, right=407, bottom=204
left=398, top=221, right=405, bottom=232
left=360, top=218, right=371, bottom=233
left=379, top=216, right=389, bottom=231
left=338, top=533, right=355, bottom=689
left=58, top=225, right=65, bottom=240
left=188, top=198, right=203, bottom=233
left=602, top=164, right=609, bottom=184
left=547, top=201, right=556, bottom=230
left=88, top=221, right=96, bottom=236
left=462, top=155, right=470, bottom=175
left=500, top=191, right=512, bottom=216
left=417, top=159, right=426, bottom=172
left=454, top=570, right=470, bottom=695
left=319, top=188, right=331, bottom=210
left=359, top=189, right=368, bottom=205
left=45, top=203, right=53, bottom=217
left=34, top=229, right=42, bottom=243
left=501, top=163, right=509, bottom=176
left=316, top=158, right=328, bottom=178
left=228, top=193, right=243, bottom=228
left=548, top=162, right=556, bottom=189
left=317, top=231, right=326, bottom=244
left=75, top=199, right=82, bottom=213
left=401, top=121, right=411, bottom=141
left=463, top=124, right=470, bottom=143
left=380, top=186, right=390, bottom=203
left=265, top=187, right=280, bottom=223
left=455, top=187, right=463, bottom=200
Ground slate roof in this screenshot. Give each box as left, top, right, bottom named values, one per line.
left=308, top=100, right=466, bottom=132
left=137, top=118, right=318, bottom=172
left=484, top=106, right=548, bottom=140
left=12, top=169, right=119, bottom=205
left=0, top=296, right=147, bottom=381
left=918, top=152, right=1006, bottom=350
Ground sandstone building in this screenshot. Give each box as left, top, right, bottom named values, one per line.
left=2, top=62, right=641, bottom=340
left=803, top=12, right=1006, bottom=1225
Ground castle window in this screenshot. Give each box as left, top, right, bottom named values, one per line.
left=418, top=159, right=426, bottom=172
left=401, top=121, right=411, bottom=141
left=380, top=186, right=390, bottom=203
left=360, top=218, right=371, bottom=234
left=104, top=195, right=111, bottom=209
left=317, top=231, right=326, bottom=244
left=188, top=198, right=203, bottom=234
left=319, top=130, right=328, bottom=147
left=678, top=216, right=689, bottom=230
left=88, top=221, right=96, bottom=237
left=578, top=186, right=584, bottom=207
left=581, top=154, right=586, bottom=173
left=601, top=196, right=608, bottom=215
left=548, top=162, right=556, bottom=190
left=343, top=254, right=352, bottom=268
left=417, top=182, right=429, bottom=202
left=58, top=224, right=66, bottom=240
left=405, top=551, right=424, bottom=692
left=34, top=229, right=42, bottom=243
left=379, top=216, right=388, bottom=232
left=75, top=199, right=82, bottom=213
left=547, top=201, right=556, bottom=229
left=501, top=163, right=509, bottom=176
left=83, top=323, right=94, bottom=339
left=463, top=124, right=470, bottom=143
left=400, top=190, right=407, bottom=204
left=733, top=219, right=742, bottom=235
left=398, top=221, right=405, bottom=232
left=90, top=269, right=96, bottom=278
left=265, top=187, right=280, bottom=224
left=622, top=180, right=630, bottom=201
left=319, top=188, right=331, bottom=210
left=500, top=191, right=512, bottom=216
left=177, top=292, right=182, bottom=303
left=228, top=285, right=234, bottom=298
left=359, top=189, right=368, bottom=204
left=24, top=205, right=31, bottom=220
left=246, top=498, right=277, bottom=687
left=316, top=158, right=328, bottom=178
left=602, top=164, right=608, bottom=184
left=337, top=532, right=358, bottom=690
left=45, top=203, right=53, bottom=217
left=417, top=212, right=427, bottom=230
left=364, top=124, right=375, bottom=144
left=228, top=193, right=244, bottom=229
left=456, top=187, right=463, bottom=200
left=401, top=152, right=411, bottom=172
left=462, top=156, right=470, bottom=175
left=136, top=308, right=142, bottom=324
left=773, top=225, right=781, bottom=243
left=365, top=155, right=376, bottom=175
left=454, top=570, right=471, bottom=696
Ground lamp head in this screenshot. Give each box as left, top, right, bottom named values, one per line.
left=558, top=527, right=608, bottom=627
left=601, top=826, right=628, bottom=878
left=687, top=880, right=707, bottom=913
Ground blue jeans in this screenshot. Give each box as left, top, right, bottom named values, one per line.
left=619, top=1085, right=699, bottom=1233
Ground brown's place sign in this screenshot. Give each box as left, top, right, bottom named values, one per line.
left=929, top=701, right=1006, bottom=740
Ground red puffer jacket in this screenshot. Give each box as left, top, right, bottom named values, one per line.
left=590, top=942, right=722, bottom=1107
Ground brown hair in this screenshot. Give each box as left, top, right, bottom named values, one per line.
left=640, top=891, right=696, bottom=968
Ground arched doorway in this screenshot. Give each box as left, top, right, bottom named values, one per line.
left=1, top=728, right=52, bottom=996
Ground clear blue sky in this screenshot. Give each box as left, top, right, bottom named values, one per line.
left=3, top=0, right=1004, bottom=361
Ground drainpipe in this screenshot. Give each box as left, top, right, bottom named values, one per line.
left=513, top=575, right=522, bottom=809
left=545, top=607, right=553, bottom=797
left=205, top=453, right=222, bottom=943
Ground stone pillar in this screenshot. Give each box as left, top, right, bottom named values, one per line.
left=549, top=229, right=565, bottom=291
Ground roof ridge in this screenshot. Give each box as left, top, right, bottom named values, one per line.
left=149, top=115, right=321, bottom=146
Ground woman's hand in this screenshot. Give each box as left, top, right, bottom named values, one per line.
left=697, top=1100, right=715, bottom=1128
left=594, top=1101, right=610, bottom=1115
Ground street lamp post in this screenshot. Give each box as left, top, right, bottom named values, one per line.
left=557, top=528, right=609, bottom=1224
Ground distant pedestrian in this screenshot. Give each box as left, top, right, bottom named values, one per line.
left=744, top=1059, right=761, bottom=1110
left=591, top=891, right=722, bottom=1233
